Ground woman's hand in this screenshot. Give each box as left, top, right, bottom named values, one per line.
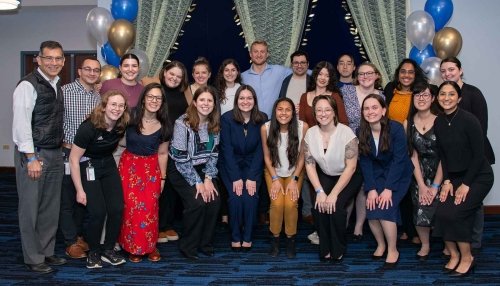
left=246, top=180, right=257, bottom=196
left=378, top=189, right=393, bottom=210
left=315, top=191, right=327, bottom=213
left=324, top=193, right=338, bottom=214
left=454, top=184, right=470, bottom=205
left=366, top=190, right=379, bottom=211
left=76, top=190, right=87, bottom=206
left=270, top=179, right=283, bottom=200
left=233, top=179, right=243, bottom=196
left=439, top=181, right=453, bottom=202
left=418, top=183, right=430, bottom=205
left=195, top=182, right=207, bottom=202
left=204, top=179, right=218, bottom=202
left=426, top=185, right=439, bottom=205
left=285, top=179, right=299, bottom=202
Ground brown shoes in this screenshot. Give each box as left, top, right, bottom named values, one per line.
left=76, top=236, right=89, bottom=252
left=165, top=230, right=179, bottom=241
left=129, top=254, right=142, bottom=263
left=148, top=249, right=161, bottom=262
left=65, top=244, right=86, bottom=259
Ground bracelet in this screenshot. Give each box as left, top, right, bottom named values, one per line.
left=161, top=176, right=166, bottom=181
left=315, top=188, right=324, bottom=194
left=431, top=183, right=440, bottom=189
left=26, top=156, right=37, bottom=163
left=271, top=175, right=279, bottom=181
left=293, top=175, right=299, bottom=182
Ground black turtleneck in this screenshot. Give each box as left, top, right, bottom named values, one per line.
left=163, top=85, right=188, bottom=126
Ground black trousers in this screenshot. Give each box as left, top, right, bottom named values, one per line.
left=316, top=166, right=363, bottom=259
left=59, top=147, right=86, bottom=245
left=81, top=156, right=123, bottom=251
left=158, top=175, right=180, bottom=231
left=168, top=160, right=220, bottom=255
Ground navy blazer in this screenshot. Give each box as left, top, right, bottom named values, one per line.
left=359, top=120, right=413, bottom=194
left=219, top=111, right=267, bottom=186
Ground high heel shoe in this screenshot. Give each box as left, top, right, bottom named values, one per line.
left=449, top=261, right=476, bottom=277
left=379, top=258, right=399, bottom=270
left=416, top=252, right=429, bottom=262
left=442, top=261, right=460, bottom=273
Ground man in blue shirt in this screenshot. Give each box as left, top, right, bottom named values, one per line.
left=241, top=40, right=292, bottom=118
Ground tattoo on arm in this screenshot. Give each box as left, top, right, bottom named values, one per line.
left=345, top=138, right=359, bottom=160
left=304, top=141, right=316, bottom=165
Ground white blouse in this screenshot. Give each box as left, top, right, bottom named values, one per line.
left=304, top=123, right=356, bottom=176
left=265, top=120, right=304, bottom=177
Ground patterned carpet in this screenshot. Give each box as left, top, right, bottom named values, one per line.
left=0, top=172, right=499, bottom=285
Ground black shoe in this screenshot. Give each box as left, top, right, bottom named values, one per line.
left=87, top=251, right=103, bottom=269
left=372, top=254, right=384, bottom=261
left=268, top=237, right=279, bottom=257
left=416, top=253, right=429, bottom=262
left=330, top=255, right=344, bottom=264
left=352, top=234, right=363, bottom=242
left=199, top=246, right=214, bottom=257
left=180, top=250, right=199, bottom=260
left=25, top=263, right=54, bottom=274
left=319, top=256, right=331, bottom=262
left=286, top=236, right=296, bottom=259
left=449, top=261, right=476, bottom=277
left=101, top=250, right=126, bottom=266
left=242, top=246, right=252, bottom=252
left=45, top=255, right=67, bottom=266
left=379, top=258, right=399, bottom=270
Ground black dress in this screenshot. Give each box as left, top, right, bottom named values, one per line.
left=433, top=108, right=494, bottom=242
left=409, top=124, right=440, bottom=227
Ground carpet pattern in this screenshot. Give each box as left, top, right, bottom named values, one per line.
left=0, top=172, right=499, bottom=285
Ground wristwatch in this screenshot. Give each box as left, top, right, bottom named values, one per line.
left=205, top=175, right=212, bottom=181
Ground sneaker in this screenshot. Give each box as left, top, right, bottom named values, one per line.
left=76, top=236, right=89, bottom=252
left=86, top=251, right=103, bottom=269
left=308, top=231, right=320, bottom=245
left=157, top=231, right=168, bottom=243
left=113, top=243, right=121, bottom=252
left=165, top=229, right=179, bottom=241
left=101, top=250, right=126, bottom=266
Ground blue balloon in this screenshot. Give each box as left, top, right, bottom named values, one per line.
left=424, top=0, right=454, bottom=31
left=101, top=42, right=121, bottom=67
left=409, top=44, right=436, bottom=65
left=111, top=0, right=139, bottom=22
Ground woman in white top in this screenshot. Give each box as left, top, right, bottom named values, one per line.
left=216, top=59, right=242, bottom=115
left=261, top=98, right=309, bottom=258
left=303, top=95, right=363, bottom=263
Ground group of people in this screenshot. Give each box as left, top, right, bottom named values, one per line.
left=13, top=39, right=493, bottom=278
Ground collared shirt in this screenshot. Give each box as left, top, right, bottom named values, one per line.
left=12, top=68, right=60, bottom=153
left=62, top=79, right=100, bottom=144
left=241, top=63, right=292, bottom=117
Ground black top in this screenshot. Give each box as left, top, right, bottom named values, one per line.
left=73, top=120, right=122, bottom=159
left=164, top=86, right=188, bottom=127
left=459, top=83, right=495, bottom=164
left=125, top=125, right=162, bottom=156
left=434, top=108, right=487, bottom=186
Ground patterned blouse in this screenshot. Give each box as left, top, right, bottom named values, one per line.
left=169, top=114, right=220, bottom=186
left=340, top=85, right=385, bottom=134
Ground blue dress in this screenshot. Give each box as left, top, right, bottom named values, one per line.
left=359, top=120, right=413, bottom=223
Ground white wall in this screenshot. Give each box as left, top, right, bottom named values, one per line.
left=410, top=0, right=500, bottom=205
left=0, top=5, right=97, bottom=166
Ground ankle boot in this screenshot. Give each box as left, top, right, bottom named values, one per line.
left=269, top=236, right=280, bottom=257
left=286, top=235, right=296, bottom=258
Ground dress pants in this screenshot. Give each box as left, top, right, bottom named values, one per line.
left=15, top=147, right=63, bottom=265
left=227, top=179, right=259, bottom=243
left=168, top=160, right=220, bottom=256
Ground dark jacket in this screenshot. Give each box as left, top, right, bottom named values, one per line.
left=278, top=74, right=311, bottom=99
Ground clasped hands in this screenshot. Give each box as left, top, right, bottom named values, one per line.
left=366, top=189, right=393, bottom=211
left=195, top=179, right=218, bottom=203
left=315, top=191, right=337, bottom=214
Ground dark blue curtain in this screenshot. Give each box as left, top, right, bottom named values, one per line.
left=169, top=0, right=364, bottom=83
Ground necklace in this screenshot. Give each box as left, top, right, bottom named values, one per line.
left=143, top=117, right=157, bottom=124
left=444, top=109, right=459, bottom=126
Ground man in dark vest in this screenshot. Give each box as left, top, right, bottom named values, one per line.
left=12, top=40, right=66, bottom=273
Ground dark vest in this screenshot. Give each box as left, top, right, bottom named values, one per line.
left=19, top=70, right=64, bottom=149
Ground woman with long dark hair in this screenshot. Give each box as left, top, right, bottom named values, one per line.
left=118, top=83, right=172, bottom=263
left=219, top=84, right=267, bottom=252
left=168, top=85, right=221, bottom=260
left=216, top=59, right=242, bottom=115
left=358, top=94, right=413, bottom=269
left=433, top=81, right=493, bottom=277
left=262, top=97, right=308, bottom=258
left=70, top=90, right=130, bottom=269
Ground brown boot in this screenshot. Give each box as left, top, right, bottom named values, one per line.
left=65, top=243, right=86, bottom=259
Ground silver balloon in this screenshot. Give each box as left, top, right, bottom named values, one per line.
left=406, top=10, right=435, bottom=51
left=86, top=8, right=114, bottom=45
left=128, top=48, right=150, bottom=80
left=421, top=57, right=443, bottom=86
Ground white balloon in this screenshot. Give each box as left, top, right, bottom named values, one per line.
left=421, top=57, right=443, bottom=86
left=86, top=7, right=114, bottom=45
left=406, top=10, right=435, bottom=51
left=128, top=48, right=151, bottom=80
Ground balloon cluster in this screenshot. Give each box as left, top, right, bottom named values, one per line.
left=407, top=0, right=460, bottom=85
left=85, top=0, right=150, bottom=81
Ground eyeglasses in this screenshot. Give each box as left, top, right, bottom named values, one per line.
left=81, top=67, right=101, bottom=74
left=146, top=94, right=163, bottom=102
left=315, top=108, right=333, bottom=114
left=415, top=91, right=432, bottom=100
left=358, top=71, right=376, bottom=78
left=400, top=69, right=415, bottom=75
left=39, top=56, right=65, bottom=63
left=109, top=102, right=126, bottom=110
left=292, top=61, right=308, bottom=66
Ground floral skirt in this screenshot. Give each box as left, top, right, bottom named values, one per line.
left=118, top=150, right=161, bottom=255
